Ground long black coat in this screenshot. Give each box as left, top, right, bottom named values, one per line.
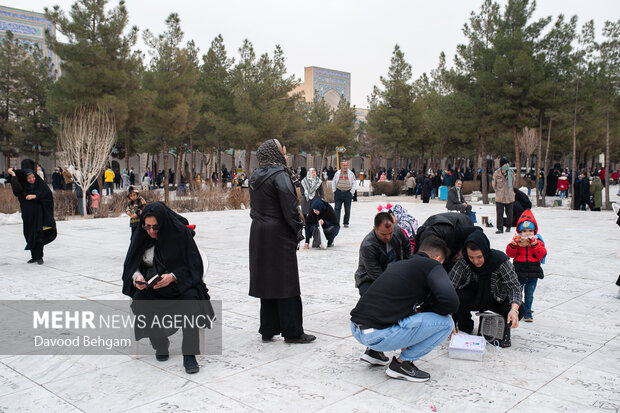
left=249, top=165, right=303, bottom=299
left=11, top=171, right=57, bottom=250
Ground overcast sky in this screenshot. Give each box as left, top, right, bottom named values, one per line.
left=6, top=0, right=619, bottom=108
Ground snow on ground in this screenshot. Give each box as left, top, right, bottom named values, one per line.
left=0, top=192, right=618, bottom=412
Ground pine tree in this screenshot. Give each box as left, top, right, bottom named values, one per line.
left=141, top=13, right=200, bottom=203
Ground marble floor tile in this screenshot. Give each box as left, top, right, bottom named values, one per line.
left=3, top=354, right=132, bottom=385
left=508, top=392, right=602, bottom=413
left=45, top=360, right=198, bottom=412
left=317, top=389, right=426, bottom=413
left=0, top=362, right=37, bottom=397
left=537, top=365, right=620, bottom=412
left=370, top=362, right=532, bottom=412
left=128, top=385, right=257, bottom=412
left=0, top=385, right=83, bottom=412
left=204, top=360, right=363, bottom=412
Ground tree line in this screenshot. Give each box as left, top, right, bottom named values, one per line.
left=0, top=0, right=617, bottom=207
left=366, top=0, right=618, bottom=208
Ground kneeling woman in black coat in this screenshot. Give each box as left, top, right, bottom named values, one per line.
left=122, top=202, right=213, bottom=374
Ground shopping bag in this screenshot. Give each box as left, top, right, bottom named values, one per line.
left=317, top=225, right=328, bottom=249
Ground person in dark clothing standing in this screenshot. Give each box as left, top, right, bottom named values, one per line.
left=249, top=139, right=315, bottom=344
left=449, top=230, right=524, bottom=347
left=8, top=160, right=57, bottom=264
left=573, top=170, right=589, bottom=210
left=422, top=173, right=433, bottom=203
left=303, top=199, right=339, bottom=248
left=351, top=236, right=459, bottom=382
left=354, top=212, right=412, bottom=365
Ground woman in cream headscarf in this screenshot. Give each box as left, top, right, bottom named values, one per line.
left=300, top=168, right=324, bottom=216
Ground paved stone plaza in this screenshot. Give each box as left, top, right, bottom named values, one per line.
left=0, top=193, right=619, bottom=412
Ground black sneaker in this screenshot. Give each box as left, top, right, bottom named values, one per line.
left=261, top=335, right=274, bottom=343
left=360, top=348, right=390, bottom=366
left=36, top=259, right=44, bottom=265
left=284, top=333, right=316, bottom=344
left=495, top=229, right=503, bottom=234
left=386, top=357, right=430, bottom=382
left=183, top=355, right=199, bottom=374
left=27, top=258, right=37, bottom=264
left=344, top=224, right=349, bottom=228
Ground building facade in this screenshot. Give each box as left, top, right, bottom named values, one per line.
left=0, top=5, right=61, bottom=78
left=293, top=66, right=351, bottom=110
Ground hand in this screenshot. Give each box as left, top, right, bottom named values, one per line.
left=8, top=168, right=15, bottom=176
left=448, top=326, right=457, bottom=339
left=507, top=309, right=519, bottom=328
left=152, top=273, right=176, bottom=289
left=134, top=275, right=147, bottom=290
left=303, top=243, right=309, bottom=249
left=25, top=194, right=36, bottom=200
left=131, top=214, right=138, bottom=219
left=319, top=219, right=324, bottom=225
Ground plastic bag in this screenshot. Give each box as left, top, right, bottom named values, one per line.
left=317, top=224, right=328, bottom=249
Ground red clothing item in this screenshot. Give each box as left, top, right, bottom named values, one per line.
left=506, top=209, right=547, bottom=264
left=557, top=178, right=569, bottom=191
left=599, top=167, right=605, bottom=180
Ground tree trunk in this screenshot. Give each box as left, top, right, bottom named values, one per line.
left=571, top=77, right=579, bottom=205
left=604, top=94, right=611, bottom=210
left=163, top=137, right=169, bottom=203
left=217, top=144, right=222, bottom=179
left=244, top=143, right=252, bottom=178
left=481, top=134, right=489, bottom=204
left=125, top=136, right=130, bottom=170
left=513, top=125, right=521, bottom=188
left=536, top=112, right=543, bottom=206
left=319, top=145, right=327, bottom=172
left=542, top=118, right=551, bottom=207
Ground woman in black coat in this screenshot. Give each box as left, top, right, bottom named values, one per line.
left=8, top=159, right=57, bottom=264
left=249, top=139, right=316, bottom=344
left=122, top=202, right=213, bottom=374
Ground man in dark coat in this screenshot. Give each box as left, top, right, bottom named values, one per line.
left=353, top=211, right=412, bottom=365
left=303, top=199, right=339, bottom=248
left=446, top=179, right=472, bottom=216
left=8, top=159, right=57, bottom=264
left=422, top=173, right=433, bottom=203
left=249, top=139, right=315, bottom=344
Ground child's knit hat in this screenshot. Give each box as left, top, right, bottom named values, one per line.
left=517, top=209, right=538, bottom=234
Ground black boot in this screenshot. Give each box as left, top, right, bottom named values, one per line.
left=499, top=324, right=511, bottom=348
left=183, top=355, right=199, bottom=374
left=150, top=337, right=169, bottom=361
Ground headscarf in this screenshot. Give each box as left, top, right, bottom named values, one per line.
left=501, top=163, right=512, bottom=189
left=301, top=168, right=322, bottom=201
left=121, top=202, right=205, bottom=297
left=463, top=230, right=509, bottom=277
left=391, top=204, right=419, bottom=239
left=311, top=199, right=327, bottom=213
left=255, top=139, right=298, bottom=185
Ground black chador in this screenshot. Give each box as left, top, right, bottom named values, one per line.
left=11, top=159, right=57, bottom=263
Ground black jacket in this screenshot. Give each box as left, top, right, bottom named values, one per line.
left=304, top=201, right=338, bottom=228
left=354, top=225, right=412, bottom=287
left=351, top=252, right=459, bottom=329
left=249, top=165, right=304, bottom=299
left=414, top=212, right=475, bottom=271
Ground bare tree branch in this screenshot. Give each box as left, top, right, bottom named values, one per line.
left=58, top=106, right=116, bottom=215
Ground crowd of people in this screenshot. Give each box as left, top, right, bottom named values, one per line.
left=5, top=147, right=617, bottom=382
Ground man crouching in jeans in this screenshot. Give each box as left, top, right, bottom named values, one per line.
left=350, top=236, right=459, bottom=382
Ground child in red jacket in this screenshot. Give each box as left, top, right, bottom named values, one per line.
left=506, top=210, right=547, bottom=322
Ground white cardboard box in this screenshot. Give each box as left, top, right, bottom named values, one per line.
left=448, top=332, right=486, bottom=361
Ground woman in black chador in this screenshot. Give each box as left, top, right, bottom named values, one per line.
left=122, top=202, right=213, bottom=374
left=249, top=139, right=316, bottom=344
left=8, top=159, right=57, bottom=264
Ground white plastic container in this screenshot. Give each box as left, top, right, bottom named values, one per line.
left=448, top=332, right=486, bottom=361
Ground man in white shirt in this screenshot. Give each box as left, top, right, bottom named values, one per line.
left=331, top=160, right=358, bottom=228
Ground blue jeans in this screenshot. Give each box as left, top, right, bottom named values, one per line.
left=520, top=278, right=538, bottom=318
left=351, top=312, right=453, bottom=361
left=431, top=188, right=436, bottom=199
